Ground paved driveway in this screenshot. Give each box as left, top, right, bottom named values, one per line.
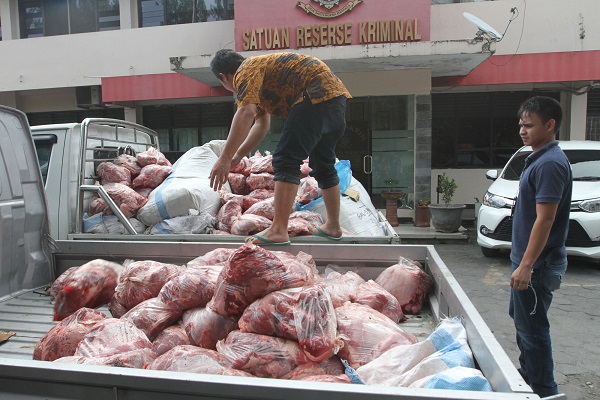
left=434, top=231, right=600, bottom=400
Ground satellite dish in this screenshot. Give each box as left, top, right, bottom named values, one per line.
left=463, top=12, right=503, bottom=41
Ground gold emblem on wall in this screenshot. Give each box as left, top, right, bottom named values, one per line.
left=297, top=0, right=363, bottom=19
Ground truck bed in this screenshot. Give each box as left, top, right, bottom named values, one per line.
left=0, top=242, right=544, bottom=399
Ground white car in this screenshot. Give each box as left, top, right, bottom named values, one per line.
left=477, top=140, right=600, bottom=260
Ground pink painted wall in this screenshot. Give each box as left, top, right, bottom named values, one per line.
left=234, top=0, right=430, bottom=52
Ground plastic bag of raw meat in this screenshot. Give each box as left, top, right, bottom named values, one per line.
left=148, top=345, right=252, bottom=376
left=287, top=217, right=314, bottom=237
left=295, top=176, right=321, bottom=205
left=34, top=308, right=107, bottom=361
left=53, top=259, right=123, bottom=321
left=230, top=214, right=272, bottom=236
left=54, top=348, right=157, bottom=369
left=295, top=284, right=342, bottom=362
left=96, top=162, right=131, bottom=186
left=210, top=243, right=315, bottom=317
left=121, top=297, right=183, bottom=341
left=335, top=302, right=418, bottom=369
left=102, top=182, right=148, bottom=218
left=246, top=172, right=275, bottom=191
left=112, top=260, right=184, bottom=311
left=230, top=156, right=252, bottom=176
left=113, top=154, right=142, bottom=177
left=217, top=331, right=309, bottom=378
left=182, top=302, right=239, bottom=349
left=152, top=324, right=191, bottom=356
left=350, top=280, right=405, bottom=323
left=136, top=147, right=171, bottom=167
left=74, top=318, right=153, bottom=358
left=374, top=257, right=433, bottom=315
left=250, top=153, right=274, bottom=174
left=89, top=197, right=111, bottom=215
left=243, top=197, right=276, bottom=220
left=247, top=188, right=273, bottom=201
left=132, top=164, right=172, bottom=189
left=159, top=265, right=222, bottom=310
left=220, top=190, right=258, bottom=211
left=227, top=173, right=249, bottom=195
left=216, top=197, right=243, bottom=232
left=317, top=268, right=366, bottom=308
left=187, top=248, right=235, bottom=267
left=282, top=357, right=345, bottom=380
left=49, top=266, right=78, bottom=300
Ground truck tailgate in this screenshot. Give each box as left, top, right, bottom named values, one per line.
left=0, top=243, right=548, bottom=399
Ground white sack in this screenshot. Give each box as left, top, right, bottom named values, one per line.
left=83, top=213, right=146, bottom=234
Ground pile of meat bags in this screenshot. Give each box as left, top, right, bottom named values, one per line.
left=34, top=244, right=494, bottom=392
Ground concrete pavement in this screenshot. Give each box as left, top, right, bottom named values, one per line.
left=433, top=229, right=600, bottom=400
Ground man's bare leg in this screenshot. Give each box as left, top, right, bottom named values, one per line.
left=316, top=184, right=342, bottom=238
left=247, top=181, right=297, bottom=244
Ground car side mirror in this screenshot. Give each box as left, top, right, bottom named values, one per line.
left=485, top=170, right=498, bottom=180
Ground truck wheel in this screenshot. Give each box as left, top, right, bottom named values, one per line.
left=481, top=246, right=500, bottom=258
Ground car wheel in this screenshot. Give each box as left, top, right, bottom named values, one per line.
left=481, top=246, right=501, bottom=258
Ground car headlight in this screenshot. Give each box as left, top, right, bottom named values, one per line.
left=483, top=191, right=513, bottom=209
left=579, top=198, right=600, bottom=213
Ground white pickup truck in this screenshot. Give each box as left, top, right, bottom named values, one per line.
left=30, top=114, right=398, bottom=244
left=0, top=105, right=563, bottom=399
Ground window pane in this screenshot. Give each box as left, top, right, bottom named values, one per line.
left=140, top=0, right=165, bottom=27
left=98, top=0, right=120, bottom=31
left=34, top=137, right=56, bottom=185
left=69, top=0, right=96, bottom=33
left=44, top=0, right=69, bottom=36
left=166, top=0, right=194, bottom=25
left=156, top=129, right=170, bottom=151
left=196, top=0, right=234, bottom=22
left=173, top=127, right=199, bottom=152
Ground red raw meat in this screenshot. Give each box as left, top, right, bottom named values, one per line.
left=230, top=214, right=272, bottom=236
left=148, top=345, right=251, bottom=376
left=295, top=284, right=341, bottom=362
left=136, top=147, right=171, bottom=167
left=34, top=308, right=107, bottom=361
left=55, top=348, right=157, bottom=369
left=112, top=260, right=184, bottom=311
left=287, top=218, right=314, bottom=237
left=152, top=324, right=191, bottom=356
left=374, top=257, right=433, bottom=315
left=297, top=374, right=351, bottom=383
left=121, top=297, right=182, bottom=341
left=187, top=248, right=235, bottom=267
left=250, top=154, right=274, bottom=174
left=74, top=318, right=153, bottom=358
left=96, top=162, right=132, bottom=186
left=335, top=302, right=418, bottom=369
left=228, top=173, right=249, bottom=195
left=53, top=259, right=123, bottom=321
left=243, top=197, right=275, bottom=220
left=317, top=270, right=366, bottom=308
left=217, top=331, right=309, bottom=378
left=230, top=156, right=252, bottom=176
left=296, top=176, right=321, bottom=204
left=216, top=197, right=243, bottom=232
left=210, top=243, right=315, bottom=317
left=182, top=302, right=239, bottom=349
left=350, top=280, right=405, bottom=323
left=220, top=191, right=259, bottom=211
left=300, top=160, right=312, bottom=178
left=89, top=197, right=112, bottom=215
left=246, top=172, right=275, bottom=191
left=108, top=296, right=128, bottom=318
left=131, top=164, right=172, bottom=189
left=247, top=189, right=274, bottom=201
left=102, top=182, right=147, bottom=218
left=282, top=357, right=344, bottom=380
left=113, top=154, right=142, bottom=177
left=134, top=186, right=154, bottom=198
left=49, top=266, right=78, bottom=300
left=159, top=266, right=221, bottom=310
left=289, top=210, right=324, bottom=226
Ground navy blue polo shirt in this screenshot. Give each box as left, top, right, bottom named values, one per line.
left=510, top=141, right=573, bottom=268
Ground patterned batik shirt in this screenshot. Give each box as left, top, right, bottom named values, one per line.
left=233, top=52, right=351, bottom=118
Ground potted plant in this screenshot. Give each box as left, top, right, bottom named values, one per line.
left=429, top=173, right=466, bottom=233
left=381, top=179, right=404, bottom=227
left=414, top=198, right=431, bottom=227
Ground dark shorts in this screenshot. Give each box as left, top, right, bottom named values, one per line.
left=272, top=95, right=347, bottom=189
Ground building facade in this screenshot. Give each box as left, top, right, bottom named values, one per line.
left=1, top=0, right=599, bottom=212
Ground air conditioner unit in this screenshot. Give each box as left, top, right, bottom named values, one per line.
left=76, top=86, right=104, bottom=108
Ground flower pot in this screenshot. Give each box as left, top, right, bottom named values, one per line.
left=414, top=205, right=430, bottom=227
left=429, top=204, right=466, bottom=233
left=381, top=190, right=404, bottom=227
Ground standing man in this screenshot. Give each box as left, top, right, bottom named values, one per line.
left=510, top=96, right=572, bottom=398
left=209, top=50, right=351, bottom=245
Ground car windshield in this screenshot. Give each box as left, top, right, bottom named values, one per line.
left=501, top=149, right=600, bottom=181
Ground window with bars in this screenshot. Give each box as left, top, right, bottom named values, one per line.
left=432, top=91, right=560, bottom=168
left=139, top=0, right=233, bottom=27
left=587, top=89, right=600, bottom=141
left=19, top=0, right=119, bottom=38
